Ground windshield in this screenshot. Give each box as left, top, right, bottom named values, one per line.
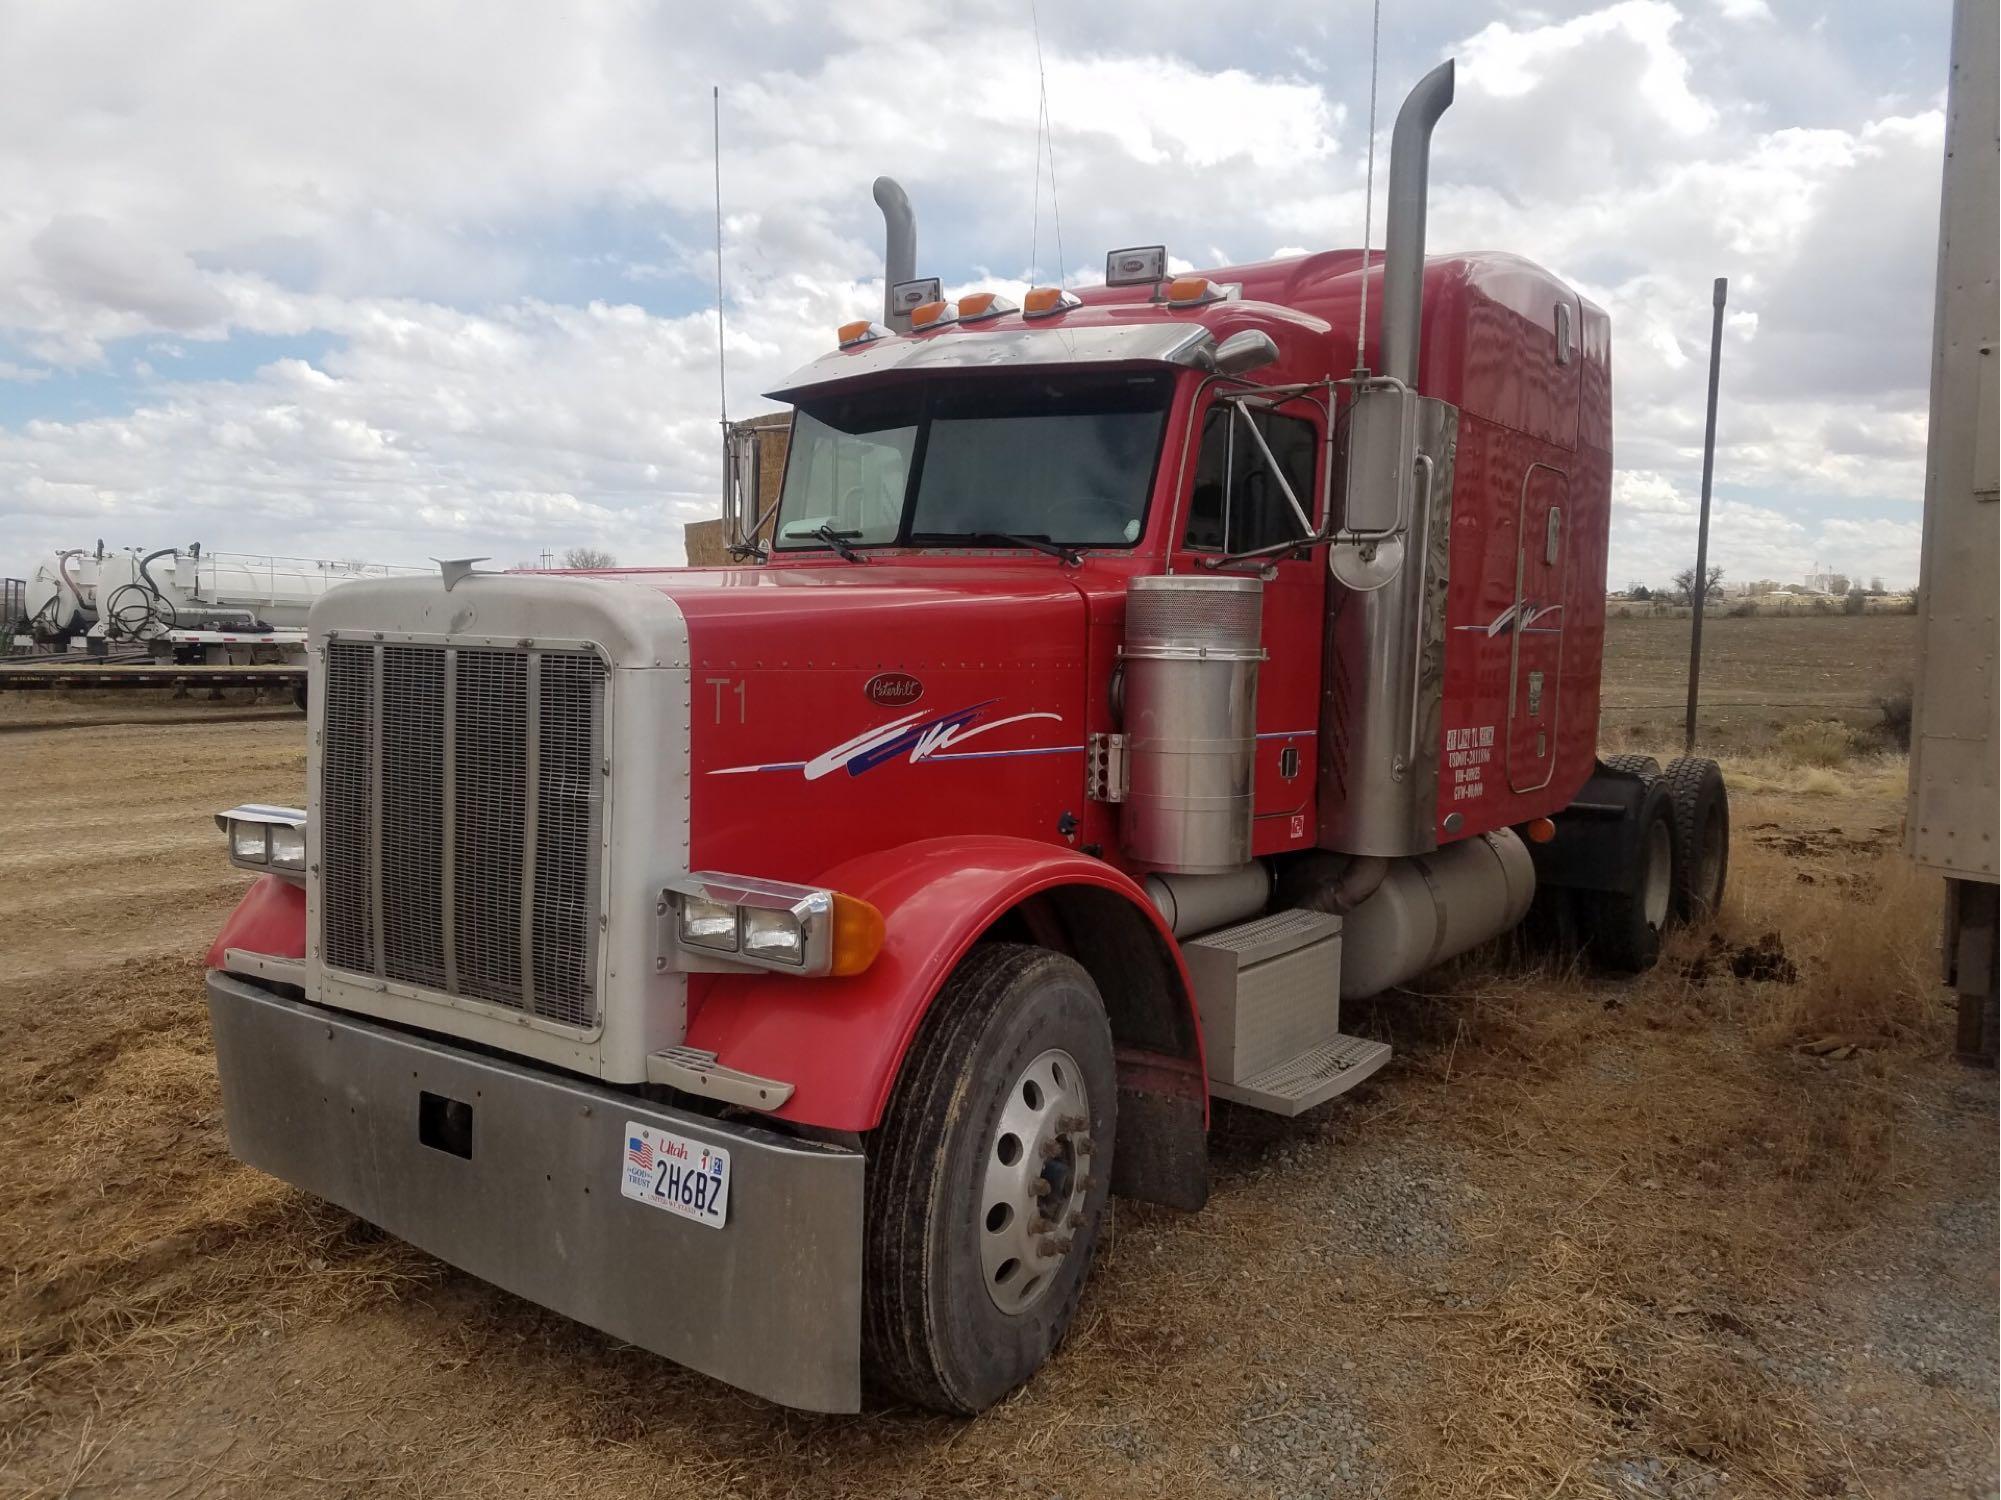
left=773, top=370, right=1173, bottom=552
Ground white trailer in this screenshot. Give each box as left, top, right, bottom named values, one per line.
left=94, top=546, right=424, bottom=667
left=1907, top=0, right=1998, bottom=1061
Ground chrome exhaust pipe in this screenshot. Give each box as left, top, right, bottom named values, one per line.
left=872, top=176, right=917, bottom=332
left=1378, top=60, right=1455, bottom=387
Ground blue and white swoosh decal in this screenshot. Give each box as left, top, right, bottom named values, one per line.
left=711, top=699, right=1075, bottom=779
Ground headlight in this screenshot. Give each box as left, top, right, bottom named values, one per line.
left=660, top=873, right=884, bottom=978
left=679, top=895, right=740, bottom=951
left=232, top=823, right=269, bottom=864
left=269, top=824, right=306, bottom=871
left=742, top=906, right=805, bottom=965
left=215, top=805, right=308, bottom=881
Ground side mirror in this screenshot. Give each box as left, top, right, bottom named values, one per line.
left=1340, top=384, right=1415, bottom=537
left=1212, top=329, right=1280, bottom=377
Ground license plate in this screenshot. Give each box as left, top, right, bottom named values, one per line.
left=620, top=1122, right=731, bottom=1228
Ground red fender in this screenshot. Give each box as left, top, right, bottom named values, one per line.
left=684, top=835, right=1205, bottom=1132
left=205, top=875, right=307, bottom=969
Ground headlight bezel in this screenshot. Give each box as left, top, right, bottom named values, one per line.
left=659, top=873, right=880, bottom=978
left=215, top=805, right=309, bottom=882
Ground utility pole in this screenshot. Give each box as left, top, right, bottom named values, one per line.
left=1685, top=276, right=1727, bottom=753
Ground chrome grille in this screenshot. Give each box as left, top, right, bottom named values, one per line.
left=321, top=640, right=607, bottom=1030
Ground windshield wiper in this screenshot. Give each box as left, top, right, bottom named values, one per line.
left=809, top=524, right=866, bottom=563
left=917, top=531, right=1082, bottom=567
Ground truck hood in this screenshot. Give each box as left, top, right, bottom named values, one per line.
left=602, top=563, right=1092, bottom=667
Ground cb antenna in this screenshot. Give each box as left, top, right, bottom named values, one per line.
left=713, top=85, right=729, bottom=435
left=1354, top=0, right=1382, bottom=374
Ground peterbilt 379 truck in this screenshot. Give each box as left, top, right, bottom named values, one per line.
left=202, top=62, right=1730, bottom=1413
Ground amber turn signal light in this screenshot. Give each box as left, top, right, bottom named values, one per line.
left=830, top=893, right=887, bottom=977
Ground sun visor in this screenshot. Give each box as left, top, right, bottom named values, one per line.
left=766, top=322, right=1218, bottom=403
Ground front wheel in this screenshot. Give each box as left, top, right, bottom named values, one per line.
left=863, top=944, right=1116, bottom=1413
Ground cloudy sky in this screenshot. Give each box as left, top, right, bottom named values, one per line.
left=0, top=0, right=1952, bottom=590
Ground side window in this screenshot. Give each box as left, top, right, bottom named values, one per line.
left=1183, top=405, right=1318, bottom=554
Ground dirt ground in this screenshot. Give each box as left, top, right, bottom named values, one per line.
left=1599, top=612, right=1917, bottom=749
left=2, top=665, right=1994, bottom=1499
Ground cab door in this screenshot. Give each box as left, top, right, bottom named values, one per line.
left=1176, top=393, right=1326, bottom=852
left=1506, top=462, right=1569, bottom=792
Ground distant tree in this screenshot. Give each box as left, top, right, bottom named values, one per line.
left=1843, top=586, right=1868, bottom=615
left=561, top=547, right=618, bottom=570
left=1868, top=575, right=1886, bottom=595
left=1670, top=564, right=1725, bottom=608
left=1826, top=573, right=1851, bottom=597
left=1628, top=582, right=1652, bottom=601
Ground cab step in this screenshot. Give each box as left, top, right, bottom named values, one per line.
left=1181, top=908, right=1394, bottom=1116
left=1208, top=1034, right=1394, bottom=1117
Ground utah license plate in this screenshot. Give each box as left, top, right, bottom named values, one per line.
left=620, top=1122, right=731, bottom=1228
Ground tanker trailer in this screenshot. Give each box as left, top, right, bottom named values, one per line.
left=98, top=544, right=423, bottom=665
left=23, top=548, right=103, bottom=646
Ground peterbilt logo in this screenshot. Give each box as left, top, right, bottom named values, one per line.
left=864, top=672, right=924, bottom=707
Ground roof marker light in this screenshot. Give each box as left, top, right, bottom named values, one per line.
left=957, top=291, right=1018, bottom=322
left=837, top=320, right=891, bottom=349
left=909, top=299, right=959, bottom=331
left=1022, top=286, right=1082, bottom=318
left=1164, top=276, right=1239, bottom=309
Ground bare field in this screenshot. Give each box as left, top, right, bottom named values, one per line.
left=1600, top=612, right=1918, bottom=751
left=2, top=651, right=1993, bottom=1500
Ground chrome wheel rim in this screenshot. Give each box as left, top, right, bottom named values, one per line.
left=1642, top=818, right=1673, bottom=929
left=979, top=1047, right=1092, bottom=1315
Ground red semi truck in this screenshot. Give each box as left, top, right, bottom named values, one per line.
left=203, top=61, right=1729, bottom=1413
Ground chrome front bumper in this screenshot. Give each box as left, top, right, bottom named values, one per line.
left=205, top=972, right=864, bottom=1412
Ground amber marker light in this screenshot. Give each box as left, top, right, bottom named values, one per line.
left=958, top=291, right=1018, bottom=322
left=1021, top=286, right=1081, bottom=318
left=830, top=893, right=888, bottom=977
left=1525, top=817, right=1557, bottom=844
left=909, top=299, right=958, bottom=330
left=837, top=319, right=889, bottom=349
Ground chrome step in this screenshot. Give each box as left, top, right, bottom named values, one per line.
left=1209, top=1033, right=1393, bottom=1117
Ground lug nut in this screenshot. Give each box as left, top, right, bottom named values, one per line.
left=1039, top=1139, right=1063, bottom=1161
left=1030, top=1178, right=1052, bottom=1198
left=1067, top=1211, right=1085, bottom=1229
left=1059, top=1113, right=1087, bottom=1132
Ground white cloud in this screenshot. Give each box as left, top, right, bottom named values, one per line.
left=0, top=0, right=1951, bottom=589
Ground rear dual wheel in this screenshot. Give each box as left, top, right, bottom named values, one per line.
left=1661, top=756, right=1729, bottom=922
left=1580, top=781, right=1678, bottom=973
left=863, top=944, right=1115, bottom=1414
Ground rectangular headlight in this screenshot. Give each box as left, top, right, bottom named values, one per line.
left=741, top=906, right=805, bottom=965
left=660, top=874, right=881, bottom=978
left=269, top=823, right=306, bottom=871
left=679, top=896, right=740, bottom=951
left=215, top=805, right=308, bottom=880
left=231, top=823, right=269, bottom=864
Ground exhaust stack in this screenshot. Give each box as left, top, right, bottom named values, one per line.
left=872, top=176, right=917, bottom=332
left=1377, top=60, right=1455, bottom=386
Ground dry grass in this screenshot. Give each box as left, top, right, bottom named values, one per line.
left=1775, top=719, right=1858, bottom=768
left=2, top=693, right=1991, bottom=1499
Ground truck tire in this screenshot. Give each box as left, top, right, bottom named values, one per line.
left=1600, top=753, right=1660, bottom=782
left=1661, top=756, right=1729, bottom=922
left=863, top=943, right=1116, bottom=1414
left=1578, top=782, right=1677, bottom=973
